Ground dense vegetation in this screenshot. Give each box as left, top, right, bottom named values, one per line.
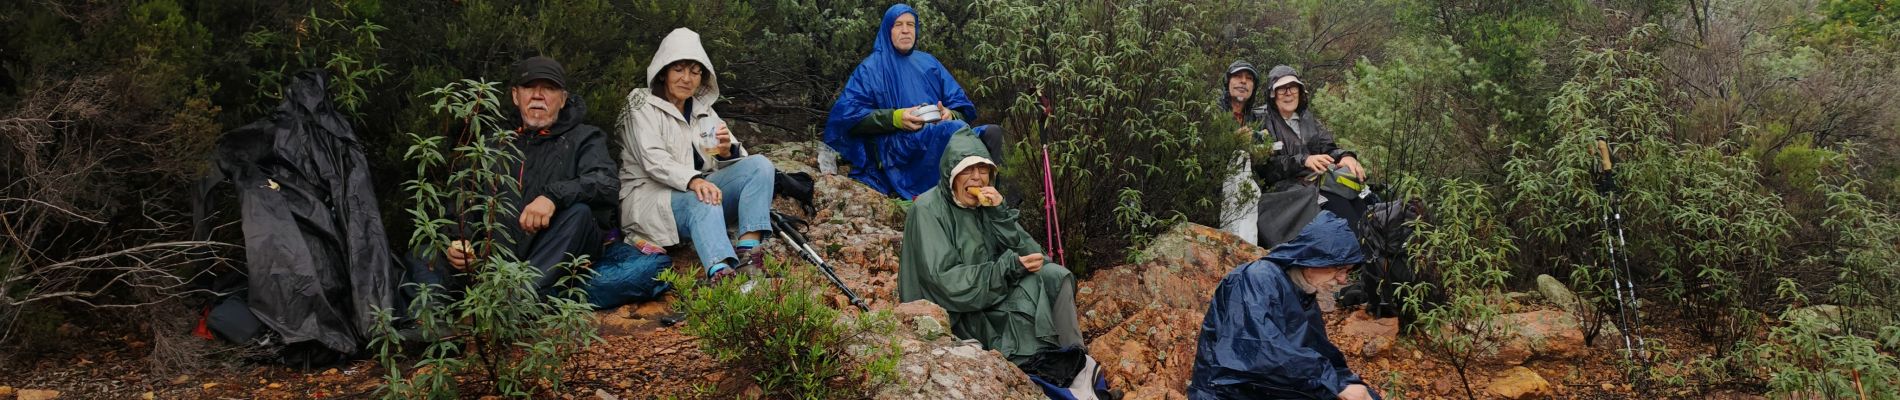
left=3, top=0, right=1897, bottom=397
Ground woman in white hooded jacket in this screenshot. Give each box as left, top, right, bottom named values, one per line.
left=618, top=28, right=775, bottom=282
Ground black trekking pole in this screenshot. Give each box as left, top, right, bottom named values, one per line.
left=1594, top=137, right=1648, bottom=365
left=770, top=211, right=870, bottom=311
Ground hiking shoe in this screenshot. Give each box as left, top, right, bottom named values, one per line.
left=706, top=266, right=738, bottom=286
left=1336, top=280, right=1371, bottom=309
left=734, top=246, right=767, bottom=276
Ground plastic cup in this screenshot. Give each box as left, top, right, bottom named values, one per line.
left=699, top=118, right=722, bottom=149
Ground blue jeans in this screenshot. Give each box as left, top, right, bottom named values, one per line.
left=671, top=155, right=775, bottom=271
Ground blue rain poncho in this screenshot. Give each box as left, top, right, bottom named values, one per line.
left=822, top=3, right=979, bottom=199
left=1188, top=212, right=1379, bottom=399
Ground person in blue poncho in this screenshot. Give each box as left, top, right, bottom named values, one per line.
left=1189, top=211, right=1381, bottom=400
left=823, top=4, right=1003, bottom=199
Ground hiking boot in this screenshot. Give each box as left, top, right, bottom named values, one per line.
left=1335, top=280, right=1371, bottom=309
left=734, top=246, right=767, bottom=276
left=705, top=265, right=739, bottom=286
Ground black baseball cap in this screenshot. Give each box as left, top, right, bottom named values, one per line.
left=510, top=56, right=567, bottom=89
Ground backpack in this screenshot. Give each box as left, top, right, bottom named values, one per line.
left=1343, top=198, right=1428, bottom=325
left=1019, top=346, right=1120, bottom=400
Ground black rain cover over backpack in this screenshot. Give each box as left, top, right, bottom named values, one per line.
left=1347, top=198, right=1427, bottom=324
left=194, top=70, right=398, bottom=362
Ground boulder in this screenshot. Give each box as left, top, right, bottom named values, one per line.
left=893, top=300, right=950, bottom=324
left=758, top=141, right=823, bottom=177
left=894, top=300, right=952, bottom=341
left=1334, top=310, right=1399, bottom=358
left=1491, top=310, right=1588, bottom=365
left=711, top=142, right=906, bottom=309
left=1123, top=385, right=1187, bottom=400
left=596, top=297, right=677, bottom=336
left=1783, top=305, right=1843, bottom=335
left=17, top=389, right=61, bottom=400
left=1535, top=274, right=1580, bottom=313
left=1082, top=223, right=1269, bottom=395
left=1536, top=274, right=1621, bottom=337
left=870, top=333, right=1042, bottom=400
left=1485, top=366, right=1552, bottom=399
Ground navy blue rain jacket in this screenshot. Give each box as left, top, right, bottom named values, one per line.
left=1188, top=212, right=1375, bottom=399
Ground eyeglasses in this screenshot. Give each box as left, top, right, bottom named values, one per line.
left=1274, top=85, right=1301, bottom=94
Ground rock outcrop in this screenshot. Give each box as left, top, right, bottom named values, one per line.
left=873, top=300, right=1044, bottom=400
left=1491, top=310, right=1589, bottom=366
left=1486, top=366, right=1552, bottom=399
left=758, top=142, right=907, bottom=309
left=732, top=143, right=1039, bottom=399
left=1535, top=273, right=1618, bottom=337
left=1078, top=223, right=1271, bottom=398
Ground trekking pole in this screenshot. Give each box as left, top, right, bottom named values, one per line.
left=1594, top=137, right=1648, bottom=365
left=1037, top=89, right=1067, bottom=266
left=770, top=211, right=869, bottom=311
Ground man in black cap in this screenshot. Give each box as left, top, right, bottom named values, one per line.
left=407, top=56, right=618, bottom=300
left=1217, top=60, right=1268, bottom=244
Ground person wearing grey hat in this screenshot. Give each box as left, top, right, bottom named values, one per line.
left=404, top=55, right=619, bottom=300
left=1250, top=65, right=1376, bottom=248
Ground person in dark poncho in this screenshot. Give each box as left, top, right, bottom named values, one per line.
left=822, top=3, right=1003, bottom=199
left=1189, top=211, right=1381, bottom=400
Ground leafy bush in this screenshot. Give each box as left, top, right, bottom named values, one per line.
left=1749, top=279, right=1900, bottom=399
left=1506, top=27, right=1798, bottom=360
left=1320, top=37, right=1495, bottom=182
left=957, top=0, right=1251, bottom=267
left=242, top=3, right=391, bottom=117
left=659, top=258, right=901, bottom=400
left=1654, top=143, right=1793, bottom=350
left=374, top=79, right=600, bottom=399
left=1398, top=178, right=1513, bottom=400
left=1389, top=0, right=1577, bottom=148
left=1817, top=174, right=1900, bottom=339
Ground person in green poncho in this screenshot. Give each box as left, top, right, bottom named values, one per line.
left=898, top=129, right=1084, bottom=364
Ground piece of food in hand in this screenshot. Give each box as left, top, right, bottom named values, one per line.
left=449, top=240, right=473, bottom=255
left=968, top=187, right=1001, bottom=207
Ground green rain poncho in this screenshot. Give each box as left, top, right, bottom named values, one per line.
left=898, top=129, right=1082, bottom=363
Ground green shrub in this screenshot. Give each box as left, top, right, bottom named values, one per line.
left=1399, top=178, right=1514, bottom=400
left=1510, top=27, right=1798, bottom=359
left=241, top=3, right=391, bottom=117
left=957, top=0, right=1251, bottom=267
left=1655, top=143, right=1793, bottom=350
left=374, top=79, right=600, bottom=399
left=1804, top=0, right=1900, bottom=51
left=1817, top=174, right=1900, bottom=338
left=1320, top=37, right=1494, bottom=182
left=1390, top=0, right=1576, bottom=148
left=660, top=258, right=902, bottom=400
left=1749, top=279, right=1900, bottom=399
left=1502, top=30, right=1677, bottom=348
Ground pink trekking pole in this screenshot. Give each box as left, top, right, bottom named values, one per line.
left=1037, top=91, right=1066, bottom=266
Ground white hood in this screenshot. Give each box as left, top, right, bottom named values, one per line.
left=644, top=28, right=719, bottom=101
